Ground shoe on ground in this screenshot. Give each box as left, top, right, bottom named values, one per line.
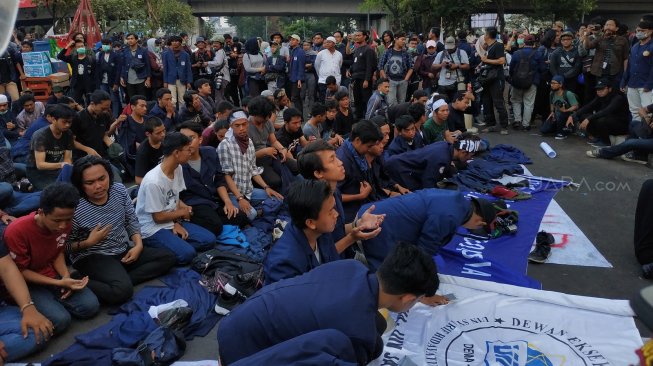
left=482, top=126, right=501, bottom=133
left=586, top=149, right=600, bottom=158
left=587, top=137, right=601, bottom=145
left=528, top=244, right=551, bottom=263
left=536, top=231, right=555, bottom=246
left=225, top=270, right=263, bottom=298
left=500, top=129, right=509, bottom=135
left=591, top=141, right=610, bottom=148
left=620, top=152, right=648, bottom=165
left=512, top=121, right=522, bottom=130
left=214, top=292, right=246, bottom=315
left=475, top=121, right=487, bottom=127
left=554, top=133, right=567, bottom=140
left=521, top=125, right=531, bottom=131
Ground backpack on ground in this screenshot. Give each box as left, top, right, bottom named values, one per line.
left=112, top=326, right=187, bottom=366
left=511, top=50, right=536, bottom=89
left=193, top=249, right=264, bottom=298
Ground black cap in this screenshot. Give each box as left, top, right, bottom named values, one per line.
left=595, top=78, right=611, bottom=89
left=471, top=197, right=500, bottom=226
left=270, top=32, right=283, bottom=41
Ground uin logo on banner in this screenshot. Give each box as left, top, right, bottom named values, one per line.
left=484, top=340, right=553, bottom=366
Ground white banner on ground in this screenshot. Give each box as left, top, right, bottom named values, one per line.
left=538, top=199, right=612, bottom=268
left=372, top=275, right=641, bottom=366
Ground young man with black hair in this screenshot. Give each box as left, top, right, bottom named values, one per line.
left=194, top=78, right=217, bottom=119
left=448, top=91, right=475, bottom=133
left=147, top=88, right=177, bottom=130
left=248, top=96, right=295, bottom=191
left=178, top=90, right=212, bottom=127
left=297, top=140, right=384, bottom=256
left=57, top=38, right=97, bottom=105
left=4, top=182, right=100, bottom=335
left=324, top=75, right=348, bottom=101
left=162, top=35, right=193, bottom=108
left=15, top=93, right=44, bottom=132
left=386, top=114, right=423, bottom=157
left=479, top=27, right=510, bottom=135
left=201, top=101, right=234, bottom=148
left=350, top=29, right=377, bottom=120
left=73, top=90, right=125, bottom=163
left=114, top=95, right=148, bottom=175
left=218, top=110, right=284, bottom=221
left=26, top=105, right=76, bottom=190
left=385, top=136, right=482, bottom=191
left=275, top=107, right=308, bottom=157
left=178, top=121, right=243, bottom=236
left=218, top=243, right=439, bottom=365
left=68, top=156, right=176, bottom=305
left=120, top=33, right=151, bottom=101
left=378, top=31, right=413, bottom=106
left=366, top=119, right=411, bottom=198
left=323, top=99, right=339, bottom=140
left=134, top=116, right=166, bottom=184
left=135, top=132, right=217, bottom=264
left=96, top=38, right=123, bottom=118
left=336, top=120, right=384, bottom=221
left=356, top=189, right=496, bottom=272
left=264, top=180, right=340, bottom=285
left=365, top=77, right=390, bottom=119
left=541, top=75, right=579, bottom=139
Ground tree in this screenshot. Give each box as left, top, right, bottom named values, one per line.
left=149, top=0, right=195, bottom=35
left=91, top=0, right=143, bottom=33
left=530, top=0, right=596, bottom=23
left=34, top=0, right=79, bottom=32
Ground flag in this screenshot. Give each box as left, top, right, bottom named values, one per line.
left=372, top=275, right=642, bottom=366
left=371, top=27, right=379, bottom=41
left=67, top=0, right=102, bottom=46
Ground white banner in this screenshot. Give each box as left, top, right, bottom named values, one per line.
left=372, top=276, right=641, bottom=366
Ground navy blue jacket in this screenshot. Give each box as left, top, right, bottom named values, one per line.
left=95, top=50, right=122, bottom=87
left=266, top=54, right=287, bottom=89
left=120, top=46, right=151, bottom=82
left=385, top=135, right=423, bottom=158
left=264, top=223, right=340, bottom=285
left=288, top=46, right=306, bottom=82
left=0, top=110, right=19, bottom=142
left=622, top=39, right=653, bottom=90
left=10, top=115, right=48, bottom=159
left=360, top=189, right=472, bottom=271
left=509, top=47, right=541, bottom=86
left=384, top=141, right=453, bottom=191
left=162, top=49, right=193, bottom=84
left=217, top=260, right=382, bottom=366
left=147, top=103, right=176, bottom=130
left=180, top=146, right=227, bottom=210
left=57, top=49, right=97, bottom=91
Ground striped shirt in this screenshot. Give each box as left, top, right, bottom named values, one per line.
left=67, top=183, right=141, bottom=263
left=217, top=133, right=263, bottom=199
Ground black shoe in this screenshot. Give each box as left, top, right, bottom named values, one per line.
left=214, top=292, right=246, bottom=315
left=528, top=244, right=551, bottom=263
left=643, top=263, right=653, bottom=279
left=225, top=269, right=263, bottom=298
left=536, top=231, right=555, bottom=245
left=521, top=125, right=531, bottom=132
left=512, top=121, right=522, bottom=130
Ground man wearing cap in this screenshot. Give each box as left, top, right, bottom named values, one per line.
left=349, top=30, right=377, bottom=120
left=356, top=188, right=493, bottom=271
left=621, top=21, right=653, bottom=125
left=550, top=31, right=582, bottom=95
left=384, top=137, right=481, bottom=193
left=208, top=35, right=231, bottom=105
left=162, top=35, right=193, bottom=108
left=288, top=34, right=306, bottom=116
left=509, top=34, right=541, bottom=131
left=270, top=32, right=290, bottom=62
left=314, top=36, right=343, bottom=104
left=433, top=36, right=470, bottom=103
left=541, top=75, right=579, bottom=139
left=191, top=36, right=212, bottom=82
left=479, top=27, right=510, bottom=135
left=569, top=78, right=629, bottom=146
left=417, top=40, right=439, bottom=96
left=378, top=31, right=414, bottom=106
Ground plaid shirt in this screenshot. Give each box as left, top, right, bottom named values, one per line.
left=217, top=134, right=262, bottom=199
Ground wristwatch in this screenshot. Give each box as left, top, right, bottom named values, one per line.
left=237, top=195, right=245, bottom=201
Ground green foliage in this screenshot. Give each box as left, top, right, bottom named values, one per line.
left=530, top=0, right=597, bottom=23
left=152, top=0, right=195, bottom=35
left=226, top=16, right=356, bottom=41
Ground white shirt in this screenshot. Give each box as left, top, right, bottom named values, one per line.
left=135, top=164, right=186, bottom=238
left=314, top=49, right=343, bottom=84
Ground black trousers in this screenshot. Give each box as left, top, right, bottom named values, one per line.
left=291, top=82, right=303, bottom=117
left=352, top=79, right=372, bottom=120
left=126, top=82, right=147, bottom=101
left=635, top=180, right=653, bottom=265
left=256, top=155, right=282, bottom=191
left=585, top=116, right=629, bottom=143
left=482, top=79, right=509, bottom=128
left=73, top=246, right=176, bottom=305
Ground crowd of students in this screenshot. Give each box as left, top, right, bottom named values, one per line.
left=0, top=12, right=652, bottom=364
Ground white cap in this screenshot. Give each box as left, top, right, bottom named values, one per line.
left=426, top=40, right=437, bottom=48
left=325, top=36, right=337, bottom=43
left=0, top=95, right=7, bottom=104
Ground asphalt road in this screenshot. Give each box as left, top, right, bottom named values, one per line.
left=24, top=128, right=653, bottom=363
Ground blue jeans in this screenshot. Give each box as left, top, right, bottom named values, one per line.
left=142, top=221, right=216, bottom=264
left=0, top=306, right=44, bottom=361
left=598, top=137, right=653, bottom=159
left=228, top=188, right=272, bottom=221
left=0, top=182, right=41, bottom=216
left=29, top=284, right=100, bottom=335
left=100, top=83, right=122, bottom=118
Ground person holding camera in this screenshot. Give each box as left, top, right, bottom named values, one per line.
left=433, top=37, right=470, bottom=103
left=478, top=28, right=510, bottom=135
left=540, top=75, right=579, bottom=139
left=208, top=36, right=230, bottom=105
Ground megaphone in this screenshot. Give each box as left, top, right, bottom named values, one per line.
left=0, top=0, right=19, bottom=55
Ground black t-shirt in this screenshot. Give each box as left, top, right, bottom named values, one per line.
left=135, top=139, right=162, bottom=178
left=27, top=127, right=74, bottom=169
left=334, top=110, right=355, bottom=137
left=485, top=41, right=506, bottom=79
left=275, top=126, right=303, bottom=156
left=387, top=102, right=410, bottom=125
left=73, top=109, right=111, bottom=159
left=447, top=104, right=468, bottom=133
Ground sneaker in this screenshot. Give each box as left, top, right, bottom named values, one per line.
left=554, top=133, right=567, bottom=140
left=621, top=152, right=648, bottom=165
left=587, top=137, right=601, bottom=145
left=214, top=292, right=246, bottom=315
left=536, top=231, right=555, bottom=246
left=500, top=129, right=509, bottom=135
left=528, top=244, right=551, bottom=263
left=512, top=121, right=522, bottom=130
left=521, top=125, right=531, bottom=132
left=590, top=141, right=610, bottom=148
left=199, top=271, right=231, bottom=294
left=642, top=263, right=653, bottom=279
left=225, top=269, right=263, bottom=298
left=482, top=126, right=501, bottom=133
left=586, top=149, right=600, bottom=158
left=475, top=121, right=487, bottom=127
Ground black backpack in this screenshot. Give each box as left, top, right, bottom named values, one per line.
left=191, top=249, right=262, bottom=278
left=511, top=50, right=536, bottom=89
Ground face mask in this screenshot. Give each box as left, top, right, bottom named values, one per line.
left=264, top=47, right=271, bottom=56
left=636, top=31, right=650, bottom=40
left=102, top=45, right=111, bottom=52
left=154, top=46, right=161, bottom=53
left=408, top=47, right=416, bottom=53
left=77, top=47, right=86, bottom=54
left=517, top=38, right=524, bottom=45
left=0, top=109, right=7, bottom=115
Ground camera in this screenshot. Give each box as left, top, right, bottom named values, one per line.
left=494, top=212, right=518, bottom=236
left=472, top=80, right=483, bottom=93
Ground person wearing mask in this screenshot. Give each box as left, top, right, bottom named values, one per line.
left=349, top=30, right=377, bottom=120
left=96, top=38, right=122, bottom=118
left=146, top=38, right=164, bottom=100
left=621, top=21, right=653, bottom=125
left=243, top=38, right=267, bottom=97
left=266, top=41, right=287, bottom=92
left=162, top=35, right=193, bottom=108
left=120, top=33, right=151, bottom=101
left=57, top=38, right=97, bottom=105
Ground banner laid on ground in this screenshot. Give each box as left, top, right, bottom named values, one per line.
left=372, top=275, right=641, bottom=366
left=539, top=199, right=612, bottom=268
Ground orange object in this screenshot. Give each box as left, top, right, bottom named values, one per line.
left=22, top=77, right=52, bottom=103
